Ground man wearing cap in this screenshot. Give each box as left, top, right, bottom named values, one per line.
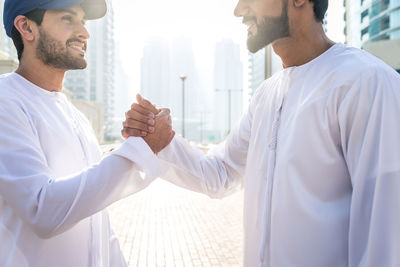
left=0, top=0, right=174, bottom=266
left=123, top=0, right=400, bottom=266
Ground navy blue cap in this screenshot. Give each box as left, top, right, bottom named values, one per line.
left=3, top=0, right=107, bottom=37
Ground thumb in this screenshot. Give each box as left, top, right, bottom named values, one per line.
left=136, top=93, right=159, bottom=114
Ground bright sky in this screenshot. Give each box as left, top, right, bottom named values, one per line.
left=112, top=0, right=345, bottom=96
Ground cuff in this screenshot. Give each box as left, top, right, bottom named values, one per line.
left=157, top=136, right=178, bottom=161
left=111, top=137, right=165, bottom=179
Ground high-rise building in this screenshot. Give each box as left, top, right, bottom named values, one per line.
left=248, top=45, right=283, bottom=98
left=345, top=0, right=400, bottom=47
left=140, top=37, right=204, bottom=142
left=64, top=5, right=116, bottom=141
left=169, top=37, right=203, bottom=142
left=0, top=0, right=18, bottom=74
left=213, top=39, right=243, bottom=140
left=88, top=7, right=115, bottom=141
left=140, top=38, right=171, bottom=109
left=345, top=0, right=400, bottom=73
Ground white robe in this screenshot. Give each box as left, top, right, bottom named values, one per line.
left=0, top=73, right=161, bottom=267
left=158, top=44, right=400, bottom=267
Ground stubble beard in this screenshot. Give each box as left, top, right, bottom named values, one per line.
left=247, top=1, right=290, bottom=54
left=36, top=28, right=87, bottom=70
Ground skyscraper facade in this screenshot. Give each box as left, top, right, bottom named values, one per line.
left=140, top=38, right=171, bottom=110
left=140, top=37, right=204, bottom=142
left=213, top=39, right=243, bottom=140
left=64, top=5, right=116, bottom=141
left=0, top=0, right=18, bottom=74
left=345, top=0, right=400, bottom=73
left=248, top=45, right=282, bottom=98
left=345, top=0, right=400, bottom=47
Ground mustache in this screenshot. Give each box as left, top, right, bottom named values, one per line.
left=242, top=16, right=256, bottom=24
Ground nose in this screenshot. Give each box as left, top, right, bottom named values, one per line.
left=77, top=24, right=90, bottom=40
left=234, top=0, right=249, bottom=17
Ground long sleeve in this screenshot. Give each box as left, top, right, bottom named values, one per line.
left=338, top=67, right=400, bottom=266
left=158, top=95, right=256, bottom=199
left=0, top=99, right=162, bottom=239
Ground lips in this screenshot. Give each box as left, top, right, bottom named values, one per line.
left=246, top=21, right=258, bottom=36
left=67, top=40, right=87, bottom=55
left=242, top=16, right=258, bottom=36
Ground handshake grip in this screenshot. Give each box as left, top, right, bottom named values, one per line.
left=122, top=94, right=175, bottom=154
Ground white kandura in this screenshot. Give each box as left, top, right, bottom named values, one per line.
left=157, top=43, right=400, bottom=267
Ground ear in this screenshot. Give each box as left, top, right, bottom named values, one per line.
left=13, top=15, right=38, bottom=42
left=293, top=0, right=307, bottom=8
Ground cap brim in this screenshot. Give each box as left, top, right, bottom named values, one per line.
left=81, top=0, right=107, bottom=20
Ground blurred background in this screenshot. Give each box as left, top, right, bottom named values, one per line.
left=1, top=0, right=399, bottom=266
left=1, top=0, right=398, bottom=145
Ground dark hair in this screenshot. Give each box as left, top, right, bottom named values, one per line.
left=309, top=0, right=328, bottom=23
left=11, top=9, right=46, bottom=60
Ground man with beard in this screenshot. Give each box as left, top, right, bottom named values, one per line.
left=123, top=0, right=400, bottom=266
left=0, top=0, right=174, bottom=266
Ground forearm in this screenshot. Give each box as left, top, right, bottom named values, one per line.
left=158, top=136, right=243, bottom=199
left=0, top=138, right=161, bottom=239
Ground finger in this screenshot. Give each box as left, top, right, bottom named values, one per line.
left=122, top=127, right=148, bottom=137
left=129, top=103, right=155, bottom=119
left=158, top=108, right=170, bottom=116
left=125, top=108, right=155, bottom=126
left=136, top=94, right=159, bottom=114
left=123, top=119, right=155, bottom=133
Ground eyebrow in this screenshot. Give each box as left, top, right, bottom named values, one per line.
left=54, top=8, right=87, bottom=23
left=55, top=9, right=78, bottom=16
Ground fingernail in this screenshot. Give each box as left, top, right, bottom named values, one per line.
left=149, top=113, right=155, bottom=118
left=148, top=119, right=155, bottom=125
left=141, top=131, right=147, bottom=136
left=148, top=126, right=155, bottom=133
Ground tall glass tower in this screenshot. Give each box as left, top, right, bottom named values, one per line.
left=345, top=0, right=400, bottom=48
left=345, top=0, right=400, bottom=73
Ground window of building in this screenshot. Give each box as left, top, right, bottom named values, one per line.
left=370, top=1, right=381, bottom=18
left=361, top=27, right=369, bottom=40
left=381, top=0, right=390, bottom=11
left=369, top=20, right=381, bottom=36
left=361, top=9, right=369, bottom=23
left=381, top=16, right=390, bottom=31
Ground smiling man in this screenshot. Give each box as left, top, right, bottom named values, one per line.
left=0, top=0, right=173, bottom=266
left=123, top=0, right=400, bottom=266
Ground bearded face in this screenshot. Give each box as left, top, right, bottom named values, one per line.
left=245, top=0, right=290, bottom=53
left=36, top=28, right=88, bottom=70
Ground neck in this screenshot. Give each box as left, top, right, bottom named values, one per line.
left=16, top=54, right=66, bottom=92
left=272, top=22, right=335, bottom=68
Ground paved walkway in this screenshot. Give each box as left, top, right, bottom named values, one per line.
left=108, top=179, right=243, bottom=267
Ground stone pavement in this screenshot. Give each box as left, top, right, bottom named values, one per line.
left=107, top=179, right=244, bottom=267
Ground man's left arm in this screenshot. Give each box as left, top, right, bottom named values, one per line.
left=338, top=68, right=400, bottom=266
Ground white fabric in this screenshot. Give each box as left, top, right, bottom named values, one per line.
left=158, top=44, right=400, bottom=267
left=0, top=73, right=162, bottom=267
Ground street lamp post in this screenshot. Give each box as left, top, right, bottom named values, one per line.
left=215, top=88, right=242, bottom=134
left=180, top=75, right=187, bottom=138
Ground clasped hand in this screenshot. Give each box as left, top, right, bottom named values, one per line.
left=121, top=94, right=175, bottom=154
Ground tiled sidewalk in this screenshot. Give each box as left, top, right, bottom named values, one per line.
left=108, top=179, right=243, bottom=267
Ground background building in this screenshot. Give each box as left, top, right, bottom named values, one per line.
left=0, top=0, right=18, bottom=74
left=140, top=37, right=206, bottom=142
left=248, top=45, right=282, bottom=98
left=64, top=5, right=117, bottom=142
left=140, top=37, right=244, bottom=143
left=140, top=38, right=171, bottom=111
left=345, top=0, right=400, bottom=73
left=213, top=39, right=243, bottom=140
